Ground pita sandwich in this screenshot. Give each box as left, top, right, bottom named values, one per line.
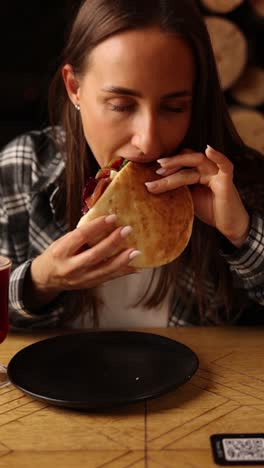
left=77, top=158, right=194, bottom=268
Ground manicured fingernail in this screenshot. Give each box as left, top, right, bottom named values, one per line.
left=156, top=168, right=166, bottom=175
left=120, top=226, right=132, bottom=237
left=129, top=250, right=142, bottom=260
left=145, top=181, right=158, bottom=189
left=157, top=158, right=170, bottom=164
left=105, top=214, right=116, bottom=223
left=206, top=144, right=215, bottom=151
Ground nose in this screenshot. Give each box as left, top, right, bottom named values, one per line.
left=131, top=110, right=163, bottom=160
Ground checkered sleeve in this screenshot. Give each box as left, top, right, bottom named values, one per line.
left=0, top=131, right=66, bottom=329
left=0, top=134, right=31, bottom=280
left=221, top=212, right=264, bottom=305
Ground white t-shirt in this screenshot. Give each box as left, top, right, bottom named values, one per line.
left=70, top=269, right=169, bottom=329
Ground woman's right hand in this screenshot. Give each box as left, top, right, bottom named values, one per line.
left=27, top=215, right=140, bottom=308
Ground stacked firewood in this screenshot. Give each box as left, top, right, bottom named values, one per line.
left=198, top=0, right=264, bottom=155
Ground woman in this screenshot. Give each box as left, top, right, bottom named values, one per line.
left=1, top=0, right=263, bottom=329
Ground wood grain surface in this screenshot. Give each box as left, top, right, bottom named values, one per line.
left=0, top=327, right=263, bottom=468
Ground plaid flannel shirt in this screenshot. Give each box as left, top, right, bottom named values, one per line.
left=1, top=127, right=264, bottom=330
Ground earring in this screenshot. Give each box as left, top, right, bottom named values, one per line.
left=75, top=104, right=80, bottom=111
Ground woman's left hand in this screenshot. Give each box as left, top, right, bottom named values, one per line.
left=145, top=145, right=250, bottom=247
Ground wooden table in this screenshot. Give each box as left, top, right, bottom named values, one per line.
left=0, top=327, right=263, bottom=467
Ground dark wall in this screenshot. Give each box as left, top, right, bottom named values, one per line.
left=0, top=1, right=81, bottom=149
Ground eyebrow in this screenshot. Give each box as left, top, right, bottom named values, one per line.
left=101, top=86, right=192, bottom=99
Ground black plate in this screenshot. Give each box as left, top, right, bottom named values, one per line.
left=7, top=331, right=199, bottom=410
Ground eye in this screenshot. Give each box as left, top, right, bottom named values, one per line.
left=110, top=104, right=134, bottom=112
left=162, top=106, right=184, bottom=113
left=107, top=98, right=135, bottom=113
left=161, top=101, right=191, bottom=114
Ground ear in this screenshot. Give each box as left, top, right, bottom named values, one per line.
left=62, top=64, right=80, bottom=106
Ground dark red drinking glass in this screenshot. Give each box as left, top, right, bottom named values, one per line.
left=0, top=255, right=11, bottom=386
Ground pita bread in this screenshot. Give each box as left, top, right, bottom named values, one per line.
left=77, top=161, right=194, bottom=268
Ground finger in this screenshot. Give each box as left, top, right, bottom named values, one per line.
left=78, top=248, right=141, bottom=288
left=145, top=168, right=199, bottom=193
left=72, top=225, right=135, bottom=268
left=156, top=166, right=182, bottom=176
left=52, top=215, right=117, bottom=258
left=205, top=145, right=233, bottom=177
left=157, top=147, right=194, bottom=166
left=97, top=249, right=141, bottom=277
left=156, top=150, right=218, bottom=182
left=157, top=152, right=204, bottom=169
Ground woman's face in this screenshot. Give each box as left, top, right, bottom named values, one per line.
left=64, top=27, right=195, bottom=168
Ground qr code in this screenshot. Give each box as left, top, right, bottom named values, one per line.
left=223, top=438, right=264, bottom=461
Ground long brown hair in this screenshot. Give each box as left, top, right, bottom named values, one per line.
left=48, top=0, right=264, bottom=326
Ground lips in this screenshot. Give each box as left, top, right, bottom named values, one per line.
left=119, top=156, right=159, bottom=164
